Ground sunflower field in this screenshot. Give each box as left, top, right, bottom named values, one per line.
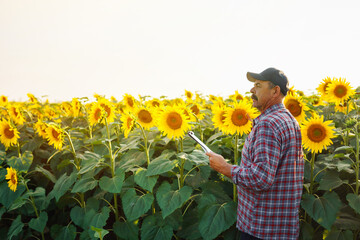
left=0, top=78, right=360, bottom=240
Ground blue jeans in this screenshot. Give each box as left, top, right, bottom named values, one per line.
left=236, top=230, right=262, bottom=240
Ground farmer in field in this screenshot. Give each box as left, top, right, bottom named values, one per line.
left=207, top=68, right=304, bottom=240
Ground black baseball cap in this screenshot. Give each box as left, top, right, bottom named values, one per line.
left=246, top=67, right=289, bottom=96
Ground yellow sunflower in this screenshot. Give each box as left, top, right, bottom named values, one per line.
left=27, top=93, right=38, bottom=103
left=0, top=120, right=20, bottom=149
left=34, top=119, right=48, bottom=139
left=184, top=90, right=193, bottom=101
left=307, top=95, right=324, bottom=107
left=71, top=98, right=82, bottom=117
left=284, top=93, right=309, bottom=123
left=229, top=90, right=244, bottom=102
left=212, top=106, right=229, bottom=134
left=157, top=106, right=191, bottom=140
left=146, top=98, right=162, bottom=109
left=120, top=113, right=136, bottom=138
left=98, top=98, right=116, bottom=124
left=186, top=102, right=204, bottom=121
left=224, top=101, right=258, bottom=136
left=316, top=77, right=333, bottom=97
left=326, top=77, right=355, bottom=105
left=301, top=115, right=335, bottom=153
left=88, top=102, right=103, bottom=126
left=8, top=105, right=25, bottom=125
left=134, top=106, right=155, bottom=130
left=123, top=94, right=136, bottom=111
left=0, top=95, right=8, bottom=105
left=46, top=124, right=64, bottom=150
left=335, top=100, right=355, bottom=114
left=5, top=167, right=18, bottom=192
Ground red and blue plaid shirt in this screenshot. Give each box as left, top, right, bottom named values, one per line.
left=231, top=103, right=304, bottom=240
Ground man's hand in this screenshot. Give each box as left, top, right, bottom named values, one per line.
left=206, top=151, right=232, bottom=178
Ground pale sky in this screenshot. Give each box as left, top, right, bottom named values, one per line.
left=1, top=0, right=360, bottom=102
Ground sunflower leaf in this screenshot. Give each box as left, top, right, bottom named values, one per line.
left=48, top=172, right=77, bottom=202
left=99, top=168, right=125, bottom=193
left=7, top=151, right=33, bottom=172
left=146, top=152, right=177, bottom=177
left=122, top=188, right=154, bottom=221
left=29, top=212, right=48, bottom=233
left=71, top=177, right=98, bottom=193
left=7, top=215, right=24, bottom=240
left=346, top=193, right=360, bottom=215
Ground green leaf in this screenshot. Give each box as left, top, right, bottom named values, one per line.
left=7, top=151, right=33, bottom=172
left=122, top=188, right=154, bottom=221
left=178, top=150, right=209, bottom=165
left=91, top=226, right=109, bottom=239
left=146, top=153, right=177, bottom=177
left=318, top=171, right=348, bottom=191
left=141, top=215, right=173, bottom=240
left=198, top=201, right=237, bottom=240
left=99, top=168, right=125, bottom=193
left=113, top=221, right=139, bottom=240
left=29, top=212, right=48, bottom=233
left=71, top=177, right=98, bottom=193
left=89, top=206, right=111, bottom=229
left=346, top=193, right=360, bottom=214
left=0, top=181, right=26, bottom=209
left=134, top=168, right=158, bottom=192
left=78, top=151, right=104, bottom=175
left=7, top=215, right=24, bottom=240
left=34, top=166, right=57, bottom=183
left=49, top=172, right=77, bottom=202
left=325, top=229, right=353, bottom=240
left=55, top=224, right=77, bottom=240
left=301, top=192, right=342, bottom=230
left=119, top=149, right=147, bottom=172
left=156, top=181, right=192, bottom=218
left=70, top=206, right=85, bottom=228
left=334, top=146, right=354, bottom=153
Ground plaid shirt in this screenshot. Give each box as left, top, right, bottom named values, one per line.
left=231, top=103, right=304, bottom=240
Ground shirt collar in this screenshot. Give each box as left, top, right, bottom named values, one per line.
left=253, top=103, right=285, bottom=125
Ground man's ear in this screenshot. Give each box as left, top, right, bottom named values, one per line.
left=273, top=85, right=281, bottom=97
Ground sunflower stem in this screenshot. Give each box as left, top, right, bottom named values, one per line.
left=139, top=123, right=150, bottom=166
left=354, top=122, right=359, bottom=195
left=309, top=152, right=316, bottom=195
left=179, top=138, right=185, bottom=189
left=24, top=181, right=45, bottom=240
left=105, top=118, right=119, bottom=222
left=233, top=134, right=239, bottom=202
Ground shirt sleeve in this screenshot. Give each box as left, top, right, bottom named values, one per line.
left=231, top=121, right=281, bottom=191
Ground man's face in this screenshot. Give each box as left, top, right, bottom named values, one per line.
left=250, top=80, right=275, bottom=112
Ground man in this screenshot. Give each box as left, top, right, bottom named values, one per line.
left=206, top=68, right=304, bottom=240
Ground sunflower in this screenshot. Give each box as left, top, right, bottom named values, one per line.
left=146, top=98, right=162, bottom=109
left=0, top=120, right=20, bottom=149
left=307, top=95, right=324, bottom=107
left=8, top=105, right=26, bottom=125
left=44, top=105, right=57, bottom=119
left=0, top=95, right=8, bottom=105
left=186, top=102, right=204, bottom=121
left=326, top=77, right=355, bottom=105
left=120, top=112, right=136, bottom=138
left=316, top=77, right=333, bottom=97
left=284, top=93, right=309, bottom=123
left=335, top=100, right=355, bottom=114
left=71, top=98, right=81, bottom=117
left=224, top=101, right=258, bottom=136
left=212, top=106, right=229, bottom=134
left=88, top=102, right=103, bottom=126
left=157, top=106, right=191, bottom=140
left=98, top=98, right=116, bottom=124
left=46, top=124, right=64, bottom=150
left=5, top=167, right=18, bottom=192
left=301, top=115, right=335, bottom=153
left=27, top=93, right=38, bottom=103
left=185, top=90, right=193, bottom=101
left=229, top=90, right=244, bottom=102
left=134, top=106, right=155, bottom=130
left=34, top=119, right=48, bottom=139
left=123, top=94, right=136, bottom=111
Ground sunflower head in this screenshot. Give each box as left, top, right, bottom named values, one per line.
left=0, top=95, right=8, bottom=105
left=5, top=167, right=18, bottom=192
left=120, top=112, right=136, bottom=138
left=156, top=106, right=191, bottom=140
left=88, top=102, right=104, bottom=126
left=98, top=98, right=116, bottom=124
left=301, top=115, right=336, bottom=153
left=71, top=98, right=82, bottom=117
left=185, top=90, right=193, bottom=100
left=123, top=94, right=136, bottom=110
left=326, top=77, right=355, bottom=105
left=211, top=106, right=229, bottom=134
left=224, top=101, right=258, bottom=136
left=316, top=77, right=333, bottom=97
left=135, top=106, right=155, bottom=130
left=8, top=105, right=26, bottom=125
left=46, top=124, right=64, bottom=150
left=34, top=119, right=48, bottom=139
left=0, top=120, right=20, bottom=149
left=229, top=90, right=244, bottom=102
left=284, top=93, right=309, bottom=123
